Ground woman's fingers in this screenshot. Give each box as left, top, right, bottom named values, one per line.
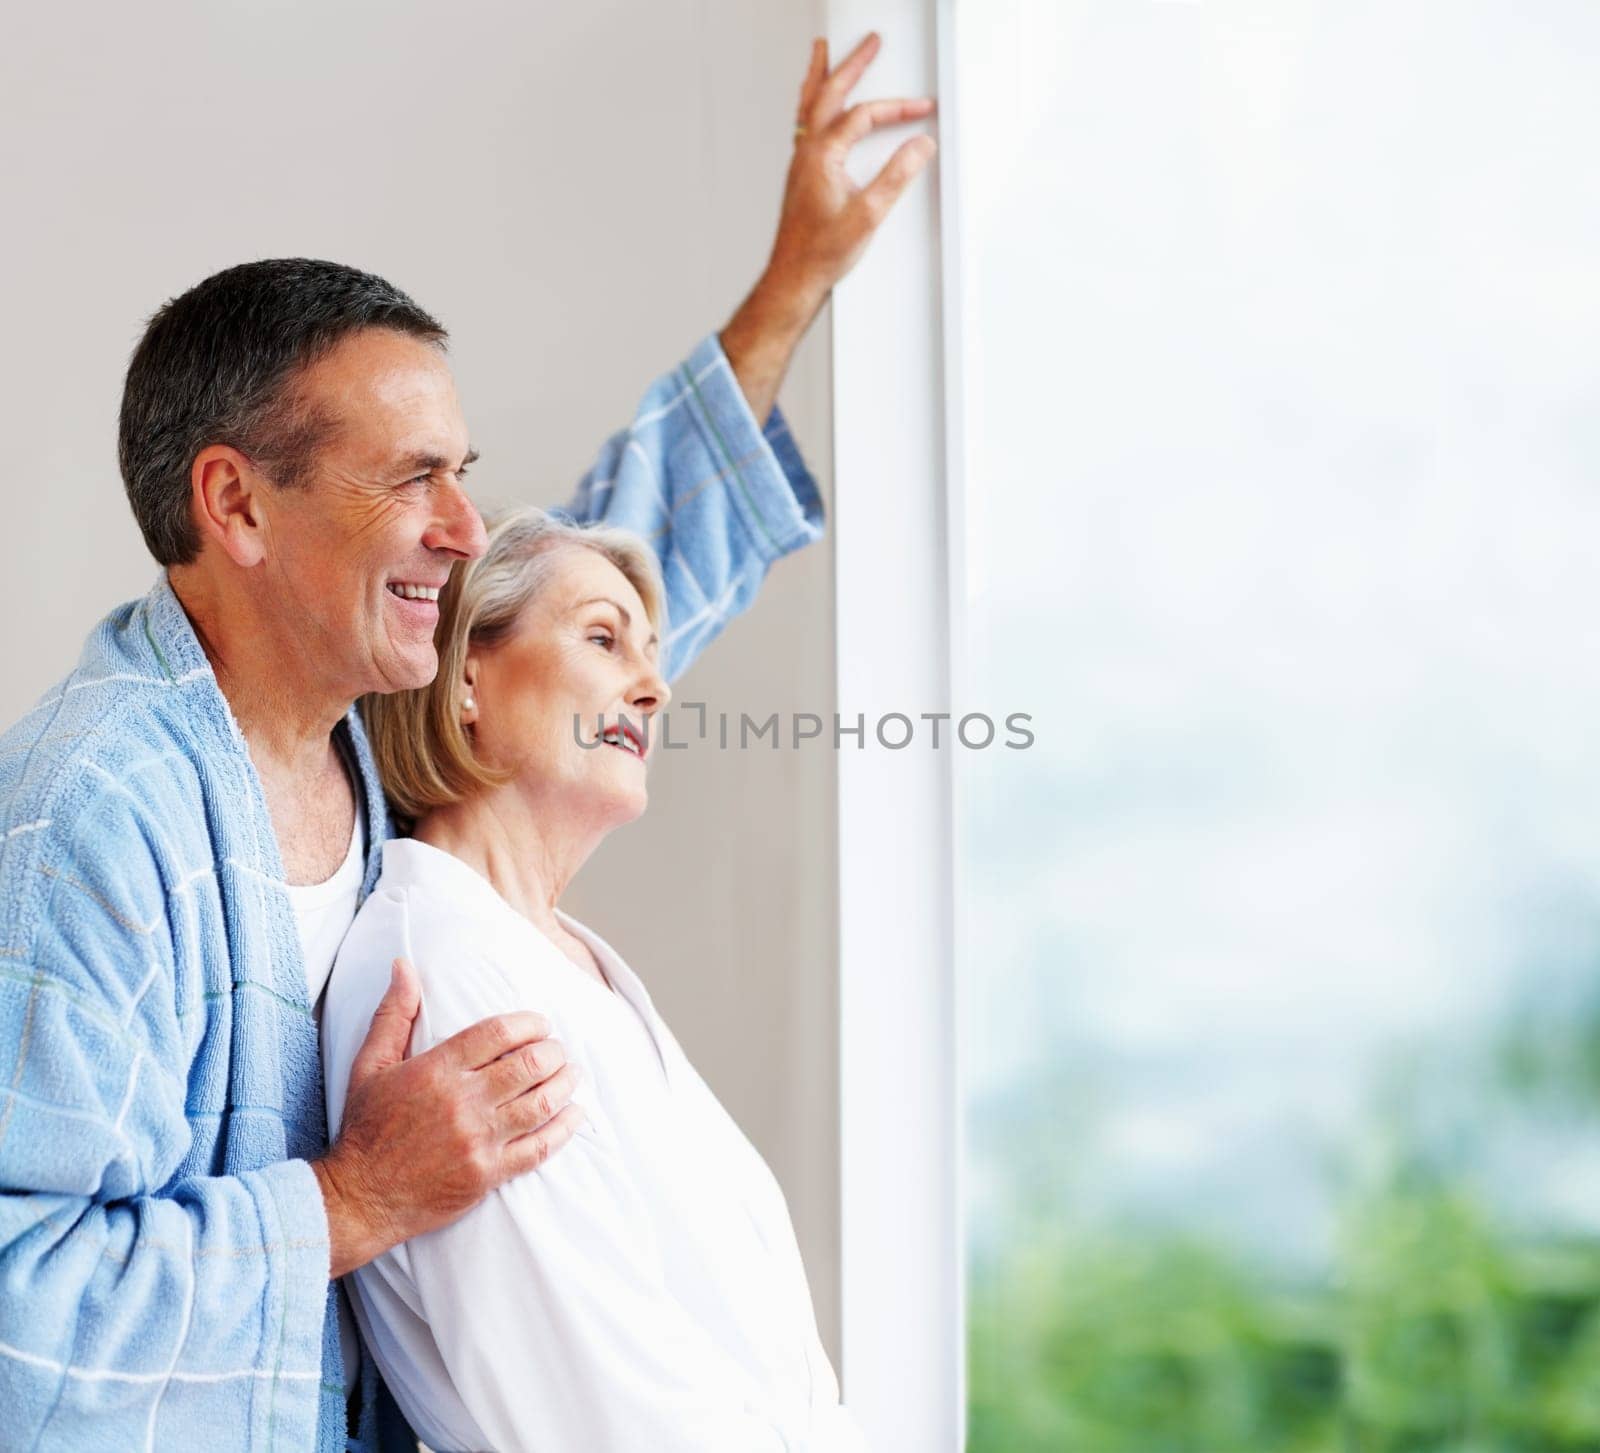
left=808, top=30, right=882, bottom=129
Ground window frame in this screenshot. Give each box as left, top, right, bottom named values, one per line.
left=827, top=0, right=968, bottom=1448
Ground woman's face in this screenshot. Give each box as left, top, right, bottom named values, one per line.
left=466, top=546, right=669, bottom=830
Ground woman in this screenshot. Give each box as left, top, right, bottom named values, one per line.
left=322, top=508, right=865, bottom=1452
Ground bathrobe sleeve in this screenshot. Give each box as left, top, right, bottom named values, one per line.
left=560, top=333, right=824, bottom=683
left=383, top=937, right=817, bottom=1451
left=406, top=1116, right=805, bottom=1452
left=0, top=791, right=331, bottom=1450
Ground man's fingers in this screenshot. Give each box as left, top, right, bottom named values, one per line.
left=481, top=1036, right=569, bottom=1108
left=862, top=134, right=938, bottom=218
left=500, top=1102, right=587, bottom=1180
left=349, top=958, right=422, bottom=1081
left=829, top=97, right=936, bottom=151
left=797, top=37, right=827, bottom=121
left=435, top=1009, right=554, bottom=1070
left=497, top=1063, right=581, bottom=1138
left=809, top=30, right=881, bottom=127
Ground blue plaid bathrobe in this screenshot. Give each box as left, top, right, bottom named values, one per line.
left=0, top=334, right=822, bottom=1452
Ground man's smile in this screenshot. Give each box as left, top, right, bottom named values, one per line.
left=387, top=581, right=442, bottom=601
left=386, top=578, right=446, bottom=624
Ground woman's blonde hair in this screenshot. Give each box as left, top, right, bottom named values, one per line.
left=363, top=506, right=666, bottom=820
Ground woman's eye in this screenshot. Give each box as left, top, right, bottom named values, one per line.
left=588, top=632, right=615, bottom=650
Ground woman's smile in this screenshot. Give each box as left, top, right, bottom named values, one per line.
left=597, top=721, right=647, bottom=759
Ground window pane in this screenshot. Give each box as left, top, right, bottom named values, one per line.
left=956, top=4, right=1600, bottom=1449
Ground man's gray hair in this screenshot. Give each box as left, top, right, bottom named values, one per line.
left=118, top=258, right=447, bottom=566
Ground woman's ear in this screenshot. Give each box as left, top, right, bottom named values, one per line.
left=461, top=654, right=480, bottom=724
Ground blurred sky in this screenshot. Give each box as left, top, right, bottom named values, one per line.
left=956, top=0, right=1600, bottom=1271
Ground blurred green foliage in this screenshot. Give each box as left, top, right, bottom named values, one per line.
left=968, top=997, right=1600, bottom=1451
left=969, top=1196, right=1600, bottom=1451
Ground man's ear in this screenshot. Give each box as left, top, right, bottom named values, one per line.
left=190, top=445, right=268, bottom=568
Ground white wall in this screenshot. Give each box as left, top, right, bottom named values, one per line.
left=1, top=0, right=840, bottom=1356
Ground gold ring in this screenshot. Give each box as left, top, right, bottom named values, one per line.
left=793, top=123, right=808, bottom=141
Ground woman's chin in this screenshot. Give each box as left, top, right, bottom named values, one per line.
left=596, top=783, right=649, bottom=828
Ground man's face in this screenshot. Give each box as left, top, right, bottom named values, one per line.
left=255, top=328, right=486, bottom=700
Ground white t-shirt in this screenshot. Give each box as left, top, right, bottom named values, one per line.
left=320, top=837, right=867, bottom=1453
left=285, top=783, right=367, bottom=1392
left=286, top=792, right=366, bottom=1012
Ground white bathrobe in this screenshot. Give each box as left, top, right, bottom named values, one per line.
left=322, top=838, right=867, bottom=1453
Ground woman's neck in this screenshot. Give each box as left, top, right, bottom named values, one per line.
left=413, top=786, right=601, bottom=945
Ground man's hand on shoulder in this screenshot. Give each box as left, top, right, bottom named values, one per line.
left=312, top=957, right=584, bottom=1278
left=722, top=32, right=937, bottom=423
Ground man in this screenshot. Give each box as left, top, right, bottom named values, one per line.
left=0, top=35, right=933, bottom=1452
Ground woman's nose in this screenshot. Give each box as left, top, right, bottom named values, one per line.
left=629, top=668, right=671, bottom=714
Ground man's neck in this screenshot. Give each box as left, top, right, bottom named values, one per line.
left=168, top=566, right=361, bottom=886
left=168, top=566, right=351, bottom=771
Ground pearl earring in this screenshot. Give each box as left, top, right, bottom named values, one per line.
left=462, top=696, right=476, bottom=713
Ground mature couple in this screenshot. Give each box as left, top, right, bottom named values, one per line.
left=0, top=36, right=933, bottom=1452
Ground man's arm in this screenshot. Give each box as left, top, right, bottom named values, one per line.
left=0, top=794, right=578, bottom=1447
left=0, top=797, right=335, bottom=1449
left=721, top=32, right=937, bottom=425
left=563, top=334, right=825, bottom=681
left=564, top=33, right=935, bottom=681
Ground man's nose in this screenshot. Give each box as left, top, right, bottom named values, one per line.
left=424, top=483, right=488, bottom=561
